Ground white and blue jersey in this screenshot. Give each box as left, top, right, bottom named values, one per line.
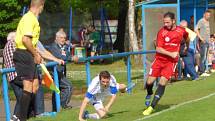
left=85, top=75, right=118, bottom=103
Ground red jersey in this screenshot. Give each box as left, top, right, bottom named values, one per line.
left=155, top=26, right=188, bottom=62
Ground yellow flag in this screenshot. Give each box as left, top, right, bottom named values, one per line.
left=185, top=27, right=197, bottom=42
left=40, top=64, right=60, bottom=94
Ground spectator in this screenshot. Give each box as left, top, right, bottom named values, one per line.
left=47, top=30, right=78, bottom=111
left=179, top=20, right=199, bottom=80
left=213, top=34, right=215, bottom=71
left=3, top=32, right=22, bottom=121
left=78, top=25, right=95, bottom=47
left=78, top=27, right=88, bottom=46
left=89, top=26, right=100, bottom=62
left=195, top=10, right=211, bottom=76
left=208, top=34, right=215, bottom=72
left=188, top=16, right=194, bottom=31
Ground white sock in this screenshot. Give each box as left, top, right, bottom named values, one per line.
left=195, top=66, right=198, bottom=72
left=88, top=113, right=100, bottom=119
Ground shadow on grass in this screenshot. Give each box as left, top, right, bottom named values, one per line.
left=72, top=79, right=86, bottom=88
left=105, top=110, right=129, bottom=118
left=131, top=74, right=144, bottom=80
left=155, top=104, right=174, bottom=112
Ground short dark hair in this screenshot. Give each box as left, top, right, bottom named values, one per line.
left=205, top=10, right=211, bottom=14
left=164, top=12, right=175, bottom=20
left=99, top=71, right=111, bottom=80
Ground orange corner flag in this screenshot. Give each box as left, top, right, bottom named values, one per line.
left=40, top=64, right=60, bottom=94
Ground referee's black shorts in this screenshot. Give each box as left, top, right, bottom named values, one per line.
left=13, top=49, right=38, bottom=81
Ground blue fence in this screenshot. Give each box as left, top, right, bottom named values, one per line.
left=0, top=62, right=60, bottom=121
left=1, top=50, right=156, bottom=121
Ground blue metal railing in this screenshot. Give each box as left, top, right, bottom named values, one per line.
left=1, top=50, right=156, bottom=121
left=0, top=62, right=60, bottom=121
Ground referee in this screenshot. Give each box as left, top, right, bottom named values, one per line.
left=13, top=0, right=45, bottom=120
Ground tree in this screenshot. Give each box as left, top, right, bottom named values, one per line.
left=59, top=0, right=119, bottom=18
left=0, top=0, right=27, bottom=48
left=114, top=0, right=128, bottom=53
left=114, top=0, right=145, bottom=53
left=127, top=0, right=143, bottom=64
left=128, top=0, right=139, bottom=52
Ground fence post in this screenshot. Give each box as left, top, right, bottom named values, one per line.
left=53, top=66, right=61, bottom=112
left=141, top=5, right=148, bottom=86
left=85, top=61, right=91, bottom=86
left=69, top=7, right=72, bottom=42
left=127, top=55, right=132, bottom=93
left=22, top=6, right=26, bottom=16
left=2, top=73, right=11, bottom=121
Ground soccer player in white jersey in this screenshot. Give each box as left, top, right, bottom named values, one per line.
left=78, top=71, right=135, bottom=121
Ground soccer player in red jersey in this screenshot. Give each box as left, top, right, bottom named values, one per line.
left=143, top=12, right=189, bottom=115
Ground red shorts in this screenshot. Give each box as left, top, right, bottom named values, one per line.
left=149, top=59, right=177, bottom=80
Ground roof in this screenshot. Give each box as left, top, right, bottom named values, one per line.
left=137, top=0, right=215, bottom=7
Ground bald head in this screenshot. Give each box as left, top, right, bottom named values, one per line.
left=7, top=32, right=16, bottom=42
left=30, top=0, right=45, bottom=15
left=31, top=0, right=45, bottom=7
left=180, top=20, right=188, bottom=28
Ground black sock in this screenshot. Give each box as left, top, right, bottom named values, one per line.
left=146, top=83, right=153, bottom=95
left=27, top=93, right=36, bottom=118
left=52, top=93, right=57, bottom=112
left=151, top=84, right=166, bottom=108
left=18, top=90, right=32, bottom=121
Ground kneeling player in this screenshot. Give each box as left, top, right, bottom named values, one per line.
left=78, top=71, right=135, bottom=121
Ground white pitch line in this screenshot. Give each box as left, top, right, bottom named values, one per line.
left=134, top=92, right=215, bottom=121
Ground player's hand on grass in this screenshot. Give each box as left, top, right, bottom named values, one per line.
left=104, top=106, right=110, bottom=113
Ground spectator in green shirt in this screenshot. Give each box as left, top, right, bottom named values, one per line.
left=89, top=27, right=100, bottom=62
